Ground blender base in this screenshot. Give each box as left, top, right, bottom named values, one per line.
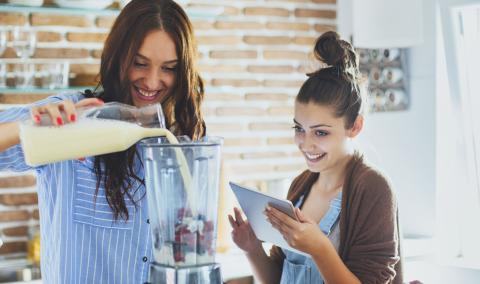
left=149, top=262, right=222, bottom=284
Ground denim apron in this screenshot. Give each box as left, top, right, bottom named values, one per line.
left=279, top=191, right=342, bottom=284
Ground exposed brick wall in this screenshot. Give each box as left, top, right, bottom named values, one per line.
left=0, top=0, right=336, bottom=256
left=0, top=172, right=38, bottom=257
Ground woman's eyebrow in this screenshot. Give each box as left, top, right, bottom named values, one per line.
left=162, top=59, right=179, bottom=65
left=293, top=119, right=332, bottom=128
left=135, top=53, right=178, bottom=65
left=309, top=123, right=332, bottom=128
left=135, top=53, right=150, bottom=61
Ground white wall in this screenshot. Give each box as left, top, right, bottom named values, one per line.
left=406, top=260, right=480, bottom=284
left=337, top=0, right=436, bottom=237
left=337, top=1, right=480, bottom=282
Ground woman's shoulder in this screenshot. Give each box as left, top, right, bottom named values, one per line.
left=350, top=156, right=396, bottom=203
left=286, top=170, right=317, bottom=200
left=291, top=169, right=313, bottom=184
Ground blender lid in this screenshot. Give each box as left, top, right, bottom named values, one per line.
left=140, top=136, right=223, bottom=147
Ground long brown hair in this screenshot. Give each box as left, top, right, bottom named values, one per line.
left=296, top=31, right=365, bottom=129
left=88, top=0, right=205, bottom=221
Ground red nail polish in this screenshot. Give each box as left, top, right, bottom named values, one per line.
left=34, top=115, right=41, bottom=123
left=57, top=117, right=63, bottom=125
left=70, top=114, right=76, bottom=122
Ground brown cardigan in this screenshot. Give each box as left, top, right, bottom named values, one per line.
left=270, top=153, right=403, bottom=284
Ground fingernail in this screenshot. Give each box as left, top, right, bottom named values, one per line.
left=70, top=114, right=76, bottom=122
left=57, top=117, right=63, bottom=125
left=266, top=206, right=271, bottom=211
left=33, top=115, right=41, bottom=124
left=78, top=157, right=85, bottom=161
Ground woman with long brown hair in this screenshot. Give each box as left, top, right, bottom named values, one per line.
left=229, top=31, right=403, bottom=283
left=0, top=0, right=204, bottom=283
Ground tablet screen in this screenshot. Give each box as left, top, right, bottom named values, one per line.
left=229, top=182, right=309, bottom=257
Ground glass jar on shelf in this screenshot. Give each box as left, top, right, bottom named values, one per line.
left=27, top=224, right=40, bottom=267
left=11, top=27, right=36, bottom=59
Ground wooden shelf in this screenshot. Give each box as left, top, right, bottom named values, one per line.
left=0, top=86, right=89, bottom=94
left=0, top=3, right=224, bottom=18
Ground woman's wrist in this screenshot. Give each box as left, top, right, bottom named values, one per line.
left=245, top=241, right=264, bottom=257
left=308, top=231, right=330, bottom=258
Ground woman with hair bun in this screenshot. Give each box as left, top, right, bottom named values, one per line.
left=229, top=31, right=403, bottom=283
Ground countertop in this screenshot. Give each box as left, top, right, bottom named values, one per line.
left=0, top=250, right=252, bottom=284
left=0, top=237, right=436, bottom=283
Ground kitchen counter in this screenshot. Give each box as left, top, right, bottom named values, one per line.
left=0, top=238, right=438, bottom=283
left=2, top=281, right=41, bottom=284
left=0, top=250, right=252, bottom=284
left=218, top=249, right=253, bottom=281
left=0, top=259, right=40, bottom=284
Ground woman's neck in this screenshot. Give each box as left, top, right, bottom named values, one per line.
left=313, top=153, right=352, bottom=194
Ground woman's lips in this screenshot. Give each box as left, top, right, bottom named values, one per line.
left=304, top=152, right=327, bottom=163
left=133, top=86, right=161, bottom=101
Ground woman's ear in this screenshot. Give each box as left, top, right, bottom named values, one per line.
left=348, top=115, right=364, bottom=138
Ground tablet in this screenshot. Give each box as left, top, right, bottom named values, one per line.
left=229, top=182, right=309, bottom=256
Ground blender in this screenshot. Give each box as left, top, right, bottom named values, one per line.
left=141, top=136, right=223, bottom=284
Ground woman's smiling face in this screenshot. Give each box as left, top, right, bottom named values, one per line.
left=128, top=29, right=178, bottom=108
left=293, top=101, right=357, bottom=174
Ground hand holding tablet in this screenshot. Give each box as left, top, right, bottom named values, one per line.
left=229, top=182, right=309, bottom=256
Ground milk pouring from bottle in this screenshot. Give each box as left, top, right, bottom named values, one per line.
left=20, top=118, right=177, bottom=166
left=19, top=102, right=197, bottom=210
left=19, top=102, right=173, bottom=166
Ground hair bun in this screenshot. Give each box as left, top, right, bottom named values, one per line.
left=314, top=31, right=345, bottom=67
left=313, top=31, right=359, bottom=80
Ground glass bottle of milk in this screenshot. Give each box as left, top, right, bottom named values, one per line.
left=19, top=102, right=178, bottom=166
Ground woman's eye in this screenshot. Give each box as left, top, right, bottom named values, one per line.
left=292, top=125, right=304, bottom=133
left=162, top=66, right=177, bottom=72
left=134, top=62, right=147, bottom=68
left=315, top=130, right=328, bottom=137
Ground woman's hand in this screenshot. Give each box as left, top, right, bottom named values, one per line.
left=30, top=98, right=104, bottom=126
left=265, top=206, right=328, bottom=256
left=228, top=207, right=263, bottom=254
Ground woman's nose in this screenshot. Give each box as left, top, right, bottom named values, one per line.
left=144, top=69, right=161, bottom=90
left=301, top=134, right=315, bottom=151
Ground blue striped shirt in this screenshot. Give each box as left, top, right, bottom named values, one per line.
left=0, top=92, right=153, bottom=284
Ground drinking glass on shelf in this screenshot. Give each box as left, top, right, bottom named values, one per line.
left=11, top=27, right=36, bottom=58
left=0, top=29, right=7, bottom=57
left=40, top=62, right=70, bottom=89
left=0, top=62, right=7, bottom=88
left=57, top=62, right=70, bottom=88
left=14, top=63, right=35, bottom=89
left=40, top=63, right=55, bottom=89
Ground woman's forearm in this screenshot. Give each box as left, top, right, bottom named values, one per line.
left=245, top=248, right=282, bottom=284
left=0, top=122, right=20, bottom=152
left=312, top=241, right=361, bottom=284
